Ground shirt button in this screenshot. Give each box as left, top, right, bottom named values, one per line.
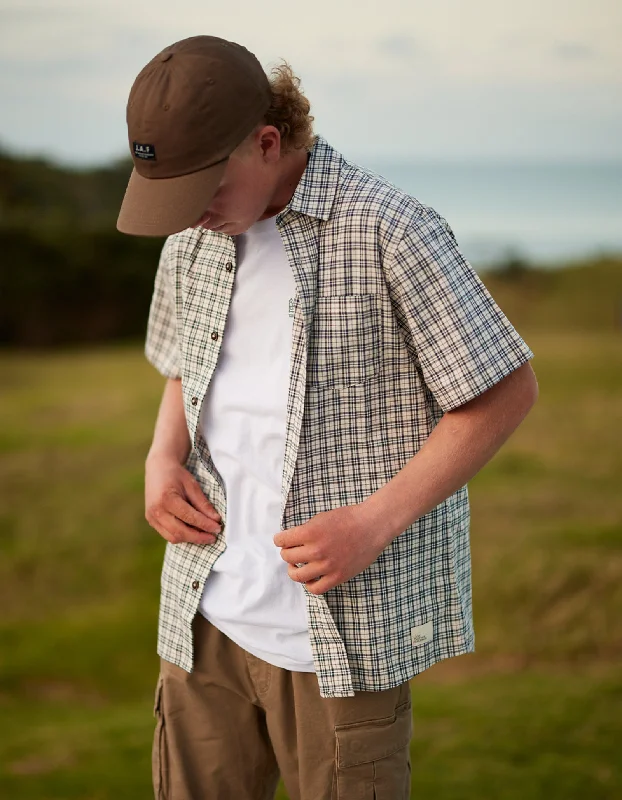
left=191, top=580, right=200, bottom=590
left=225, top=262, right=233, bottom=272
left=191, top=396, right=198, bottom=406
left=211, top=331, right=219, bottom=341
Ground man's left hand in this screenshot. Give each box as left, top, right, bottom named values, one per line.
left=273, top=504, right=392, bottom=595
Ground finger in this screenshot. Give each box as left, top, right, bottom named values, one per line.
left=148, top=519, right=181, bottom=545
left=166, top=493, right=221, bottom=534
left=183, top=475, right=221, bottom=522
left=273, top=526, right=304, bottom=548
left=287, top=563, right=325, bottom=584
left=279, top=545, right=309, bottom=565
left=151, top=512, right=218, bottom=546
left=305, top=575, right=335, bottom=595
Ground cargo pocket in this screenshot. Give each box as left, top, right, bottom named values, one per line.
left=152, top=674, right=168, bottom=800
left=334, top=699, right=413, bottom=800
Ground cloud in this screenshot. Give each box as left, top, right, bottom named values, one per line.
left=376, top=36, right=418, bottom=59
left=554, top=42, right=598, bottom=60
left=0, top=0, right=620, bottom=162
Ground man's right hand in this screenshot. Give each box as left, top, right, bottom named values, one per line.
left=145, top=454, right=222, bottom=545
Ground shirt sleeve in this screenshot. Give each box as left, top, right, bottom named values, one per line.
left=385, top=206, right=534, bottom=412
left=144, top=237, right=182, bottom=380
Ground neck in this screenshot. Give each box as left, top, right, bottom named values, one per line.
left=260, top=148, right=309, bottom=220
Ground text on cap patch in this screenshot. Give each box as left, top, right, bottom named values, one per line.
left=133, top=142, right=157, bottom=160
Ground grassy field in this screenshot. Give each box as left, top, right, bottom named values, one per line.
left=0, top=258, right=621, bottom=798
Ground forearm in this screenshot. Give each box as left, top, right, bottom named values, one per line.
left=363, top=364, right=538, bottom=543
left=146, top=378, right=192, bottom=466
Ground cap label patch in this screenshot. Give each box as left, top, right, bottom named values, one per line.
left=133, top=142, right=156, bottom=160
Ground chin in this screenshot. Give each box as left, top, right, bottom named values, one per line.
left=227, top=223, right=251, bottom=235
left=204, top=222, right=233, bottom=234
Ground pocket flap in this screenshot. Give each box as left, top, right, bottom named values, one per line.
left=335, top=701, right=412, bottom=768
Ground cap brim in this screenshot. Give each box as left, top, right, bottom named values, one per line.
left=116, top=159, right=229, bottom=237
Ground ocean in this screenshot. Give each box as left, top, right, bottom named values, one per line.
left=363, top=160, right=622, bottom=270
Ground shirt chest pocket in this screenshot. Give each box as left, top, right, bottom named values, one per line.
left=307, top=294, right=381, bottom=388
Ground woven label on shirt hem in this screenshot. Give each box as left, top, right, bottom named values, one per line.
left=411, top=621, right=434, bottom=647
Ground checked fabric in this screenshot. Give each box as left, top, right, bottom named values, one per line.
left=145, top=136, right=534, bottom=697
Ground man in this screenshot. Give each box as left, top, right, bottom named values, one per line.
left=117, top=35, right=538, bottom=800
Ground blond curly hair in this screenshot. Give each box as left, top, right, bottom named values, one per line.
left=263, top=62, right=315, bottom=152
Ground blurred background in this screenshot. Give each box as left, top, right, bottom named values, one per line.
left=0, top=0, right=620, bottom=798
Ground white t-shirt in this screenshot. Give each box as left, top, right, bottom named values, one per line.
left=198, top=216, right=315, bottom=672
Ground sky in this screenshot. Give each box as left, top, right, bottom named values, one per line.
left=0, top=0, right=621, bottom=165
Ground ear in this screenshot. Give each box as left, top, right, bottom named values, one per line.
left=258, top=126, right=281, bottom=164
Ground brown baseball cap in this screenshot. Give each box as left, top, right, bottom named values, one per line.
left=117, top=36, right=272, bottom=237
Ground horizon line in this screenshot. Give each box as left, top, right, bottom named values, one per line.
left=2, top=143, right=622, bottom=172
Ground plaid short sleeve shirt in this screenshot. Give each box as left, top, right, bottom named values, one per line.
left=145, top=135, right=534, bottom=698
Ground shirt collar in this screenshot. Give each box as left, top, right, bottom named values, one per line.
left=282, top=135, right=342, bottom=221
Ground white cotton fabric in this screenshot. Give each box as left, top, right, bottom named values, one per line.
left=198, top=216, right=315, bottom=672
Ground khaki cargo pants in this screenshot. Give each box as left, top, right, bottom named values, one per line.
left=153, top=613, right=413, bottom=799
